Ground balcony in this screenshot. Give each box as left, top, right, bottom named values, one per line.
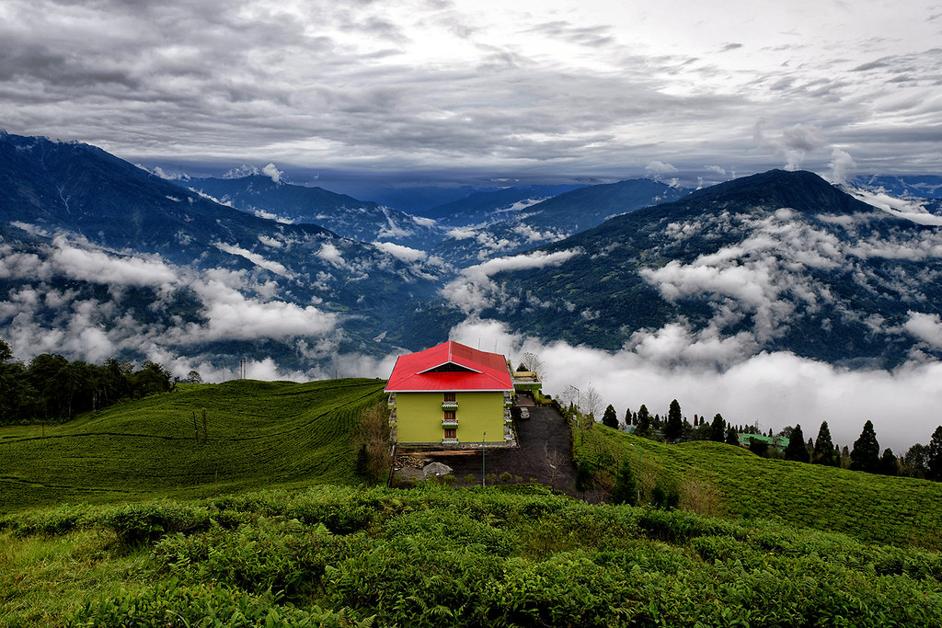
left=441, top=437, right=459, bottom=446
left=441, top=400, right=458, bottom=410
left=442, top=417, right=459, bottom=428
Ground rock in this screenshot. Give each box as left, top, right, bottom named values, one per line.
left=422, top=461, right=453, bottom=479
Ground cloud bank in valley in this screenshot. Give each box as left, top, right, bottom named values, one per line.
left=449, top=317, right=942, bottom=452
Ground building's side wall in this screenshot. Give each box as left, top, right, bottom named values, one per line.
left=454, top=391, right=505, bottom=444
left=395, top=391, right=505, bottom=444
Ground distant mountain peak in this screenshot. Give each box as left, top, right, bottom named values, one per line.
left=665, top=168, right=874, bottom=216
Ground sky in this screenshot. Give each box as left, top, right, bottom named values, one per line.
left=1, top=0, right=941, bottom=182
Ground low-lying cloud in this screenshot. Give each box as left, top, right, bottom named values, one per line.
left=450, top=317, right=942, bottom=451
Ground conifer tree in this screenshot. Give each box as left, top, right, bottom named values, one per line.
left=636, top=405, right=651, bottom=437
left=665, top=399, right=683, bottom=442
left=611, top=460, right=638, bottom=505
left=624, top=408, right=632, bottom=427
left=851, top=420, right=881, bottom=473
left=602, top=404, right=619, bottom=429
left=725, top=426, right=739, bottom=446
left=879, top=448, right=898, bottom=476
left=928, top=425, right=942, bottom=481
left=813, top=421, right=836, bottom=465
left=710, top=413, right=726, bottom=442
left=785, top=424, right=810, bottom=462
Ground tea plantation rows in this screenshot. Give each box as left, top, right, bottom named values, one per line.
left=574, top=424, right=942, bottom=550
left=0, top=379, right=386, bottom=511
left=1, top=485, right=940, bottom=626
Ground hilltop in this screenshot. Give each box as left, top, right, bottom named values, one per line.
left=0, top=379, right=385, bottom=511
left=573, top=423, right=942, bottom=550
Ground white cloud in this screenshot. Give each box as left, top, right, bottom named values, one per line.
left=261, top=162, right=283, bottom=183
left=450, top=317, right=942, bottom=450
left=372, top=241, right=428, bottom=263
left=704, top=165, right=727, bottom=176
left=213, top=242, right=293, bottom=277
left=253, top=209, right=294, bottom=224
left=442, top=248, right=582, bottom=313
left=845, top=187, right=942, bottom=227
left=51, top=236, right=178, bottom=286
left=446, top=227, right=478, bottom=240
left=904, top=312, right=942, bottom=349
left=645, top=160, right=678, bottom=176
left=316, top=241, right=346, bottom=268
left=828, top=147, right=856, bottom=185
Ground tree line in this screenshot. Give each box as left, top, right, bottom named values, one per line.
left=577, top=394, right=942, bottom=482
left=0, top=338, right=175, bottom=424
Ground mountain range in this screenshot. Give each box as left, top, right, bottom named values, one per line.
left=181, top=175, right=440, bottom=248
left=2, top=131, right=941, bottom=376
left=445, top=169, right=942, bottom=367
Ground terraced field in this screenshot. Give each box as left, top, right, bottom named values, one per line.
left=0, top=379, right=386, bottom=511
left=574, top=425, right=942, bottom=550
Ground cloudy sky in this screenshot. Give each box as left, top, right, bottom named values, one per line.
left=1, top=0, right=940, bottom=181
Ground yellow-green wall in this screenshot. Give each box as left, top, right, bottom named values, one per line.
left=395, top=391, right=505, bottom=444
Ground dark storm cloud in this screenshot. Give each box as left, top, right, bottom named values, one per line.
left=0, top=0, right=939, bottom=177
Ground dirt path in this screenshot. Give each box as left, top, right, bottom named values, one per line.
left=408, top=402, right=585, bottom=497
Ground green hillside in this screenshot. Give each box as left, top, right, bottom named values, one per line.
left=574, top=424, right=942, bottom=550
left=0, top=379, right=386, bottom=511
left=2, top=485, right=941, bottom=626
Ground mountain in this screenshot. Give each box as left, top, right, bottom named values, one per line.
left=434, top=178, right=688, bottom=266
left=422, top=184, right=586, bottom=226
left=445, top=169, right=942, bottom=366
left=182, top=175, right=440, bottom=247
left=0, top=133, right=446, bottom=372
left=853, top=174, right=942, bottom=199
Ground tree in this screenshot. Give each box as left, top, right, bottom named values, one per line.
left=636, top=404, right=651, bottom=437
left=710, top=414, right=726, bottom=442
left=902, top=443, right=929, bottom=478
left=664, top=399, right=683, bottom=442
left=784, top=424, right=810, bottom=462
left=624, top=408, right=633, bottom=427
left=520, top=352, right=544, bottom=378
left=355, top=443, right=370, bottom=478
left=601, top=404, right=619, bottom=429
left=928, top=426, right=942, bottom=481
left=813, top=421, right=836, bottom=465
left=580, top=385, right=602, bottom=421
left=879, top=448, right=898, bottom=476
left=725, top=426, right=739, bottom=446
left=850, top=420, right=880, bottom=473
left=611, top=460, right=637, bottom=505
left=0, top=337, right=12, bottom=363
left=185, top=370, right=203, bottom=384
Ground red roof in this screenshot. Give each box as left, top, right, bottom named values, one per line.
left=384, top=340, right=513, bottom=392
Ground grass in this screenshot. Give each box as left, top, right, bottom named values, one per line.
left=573, top=424, right=942, bottom=550
left=1, top=485, right=940, bottom=626
left=0, top=378, right=386, bottom=512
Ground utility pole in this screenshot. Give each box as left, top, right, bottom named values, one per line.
left=481, top=432, right=487, bottom=487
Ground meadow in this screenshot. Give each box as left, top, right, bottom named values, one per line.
left=573, top=424, right=942, bottom=550
left=0, top=379, right=386, bottom=511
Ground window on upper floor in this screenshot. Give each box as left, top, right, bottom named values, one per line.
left=443, top=391, right=456, bottom=402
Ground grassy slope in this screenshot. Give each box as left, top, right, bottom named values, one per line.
left=0, top=378, right=386, bottom=511
left=574, top=424, right=942, bottom=550
left=1, top=485, right=941, bottom=626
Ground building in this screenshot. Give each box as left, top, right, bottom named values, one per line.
left=384, top=340, right=515, bottom=448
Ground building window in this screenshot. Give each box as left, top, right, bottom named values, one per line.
left=443, top=391, right=456, bottom=402
left=444, top=428, right=457, bottom=440
left=443, top=410, right=456, bottom=421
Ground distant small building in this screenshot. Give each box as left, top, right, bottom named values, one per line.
left=738, top=433, right=789, bottom=450
left=384, top=340, right=515, bottom=448
left=512, top=368, right=542, bottom=395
